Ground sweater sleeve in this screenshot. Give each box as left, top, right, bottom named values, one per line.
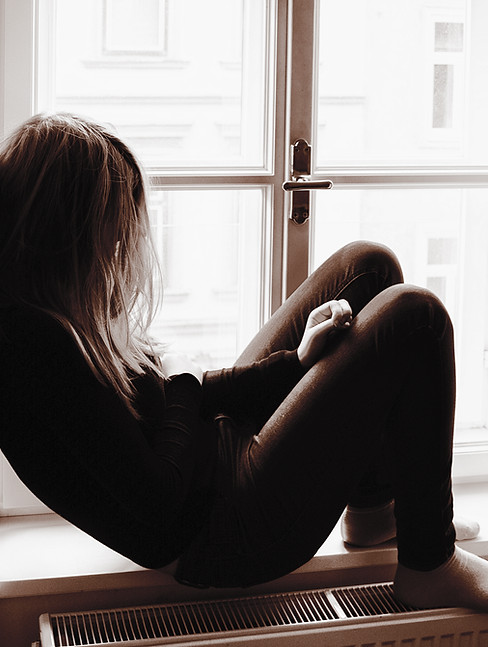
left=202, top=349, right=306, bottom=423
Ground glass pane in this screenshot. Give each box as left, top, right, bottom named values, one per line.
left=433, top=64, right=454, bottom=128
left=148, top=188, right=264, bottom=368
left=435, top=22, right=464, bottom=52
left=43, top=0, right=273, bottom=169
left=316, top=0, right=488, bottom=165
left=311, top=189, right=488, bottom=437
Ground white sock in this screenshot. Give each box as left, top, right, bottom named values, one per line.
left=394, top=546, right=488, bottom=611
left=341, top=500, right=396, bottom=546
left=341, top=502, right=480, bottom=547
left=453, top=514, right=481, bottom=540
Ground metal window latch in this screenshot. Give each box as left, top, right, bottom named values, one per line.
left=283, top=138, right=333, bottom=224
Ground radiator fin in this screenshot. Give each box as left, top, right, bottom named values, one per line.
left=42, top=583, right=419, bottom=647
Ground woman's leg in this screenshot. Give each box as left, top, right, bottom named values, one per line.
left=239, top=279, right=488, bottom=610
left=244, top=283, right=455, bottom=569
left=237, top=240, right=401, bottom=518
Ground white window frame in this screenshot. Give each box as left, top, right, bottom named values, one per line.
left=0, top=0, right=487, bottom=516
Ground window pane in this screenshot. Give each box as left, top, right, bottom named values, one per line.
left=433, top=64, right=454, bottom=128
left=311, top=188, right=488, bottom=438
left=316, top=0, right=487, bottom=165
left=435, top=22, right=464, bottom=52
left=148, top=188, right=265, bottom=368
left=44, top=0, right=274, bottom=169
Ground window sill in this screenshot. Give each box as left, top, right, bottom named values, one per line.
left=1, top=482, right=487, bottom=603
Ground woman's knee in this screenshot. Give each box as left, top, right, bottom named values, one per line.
left=311, top=240, right=404, bottom=314
left=339, top=240, right=404, bottom=286
left=383, top=283, right=453, bottom=339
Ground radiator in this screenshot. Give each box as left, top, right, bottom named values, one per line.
left=39, top=582, right=488, bottom=647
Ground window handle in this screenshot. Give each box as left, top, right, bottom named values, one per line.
left=282, top=179, right=333, bottom=191
left=284, top=139, right=333, bottom=224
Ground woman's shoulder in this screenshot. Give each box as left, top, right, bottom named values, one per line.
left=0, top=305, right=101, bottom=420
left=0, top=304, right=77, bottom=362
left=0, top=303, right=66, bottom=337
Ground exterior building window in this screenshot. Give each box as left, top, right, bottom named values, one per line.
left=426, top=237, right=458, bottom=305
left=435, top=22, right=464, bottom=52
left=432, top=21, right=465, bottom=130
left=433, top=64, right=454, bottom=128
left=103, top=0, right=167, bottom=56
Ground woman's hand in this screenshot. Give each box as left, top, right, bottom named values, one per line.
left=297, top=299, right=353, bottom=369
left=161, top=352, right=203, bottom=385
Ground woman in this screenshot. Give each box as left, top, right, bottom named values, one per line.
left=0, top=113, right=487, bottom=611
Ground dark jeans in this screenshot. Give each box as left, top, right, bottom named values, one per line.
left=177, top=241, right=456, bottom=587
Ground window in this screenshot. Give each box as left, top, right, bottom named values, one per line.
left=312, top=188, right=488, bottom=446
left=103, top=0, right=167, bottom=56
left=310, top=0, right=488, bottom=482
left=431, top=20, right=465, bottom=132
left=426, top=237, right=458, bottom=306
left=148, top=188, right=265, bottom=367
left=435, top=22, right=464, bottom=52
left=433, top=64, right=455, bottom=128
left=1, top=0, right=487, bottom=514
left=37, top=0, right=277, bottom=366
left=0, top=0, right=284, bottom=514
left=49, top=0, right=272, bottom=168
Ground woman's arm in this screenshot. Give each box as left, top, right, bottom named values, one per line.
left=202, top=348, right=306, bottom=422
left=201, top=299, right=352, bottom=422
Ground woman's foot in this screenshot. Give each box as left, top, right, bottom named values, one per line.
left=394, top=546, right=488, bottom=611
left=341, top=500, right=396, bottom=546
left=453, top=515, right=481, bottom=540
left=341, top=502, right=480, bottom=546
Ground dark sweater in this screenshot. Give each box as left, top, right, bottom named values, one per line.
left=0, top=305, right=303, bottom=567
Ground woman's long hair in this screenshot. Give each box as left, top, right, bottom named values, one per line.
left=0, top=113, right=163, bottom=414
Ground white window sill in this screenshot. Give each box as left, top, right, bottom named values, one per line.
left=1, top=482, right=487, bottom=603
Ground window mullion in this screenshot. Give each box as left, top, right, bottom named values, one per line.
left=284, top=0, right=317, bottom=298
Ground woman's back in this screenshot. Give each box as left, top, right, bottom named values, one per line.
left=0, top=301, right=210, bottom=569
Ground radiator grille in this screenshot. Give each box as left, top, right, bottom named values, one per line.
left=42, top=583, right=416, bottom=647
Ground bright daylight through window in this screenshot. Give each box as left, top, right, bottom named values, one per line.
left=312, top=0, right=488, bottom=455
left=43, top=0, right=272, bottom=369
